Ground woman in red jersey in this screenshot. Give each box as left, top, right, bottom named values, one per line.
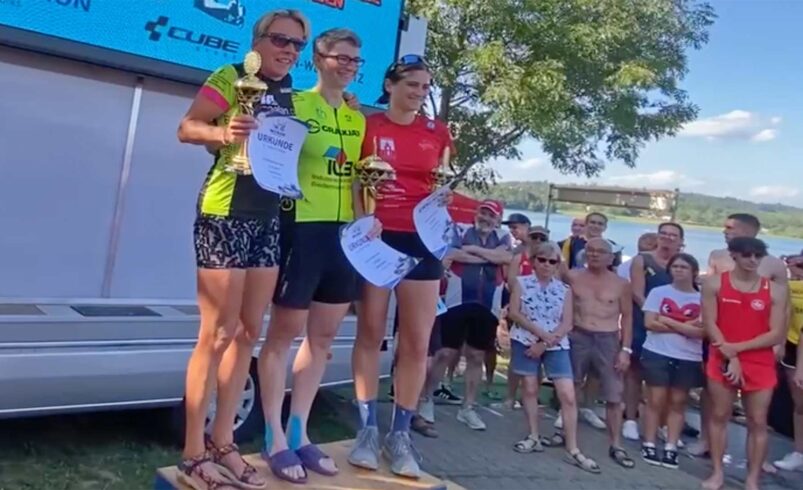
left=701, top=237, right=786, bottom=490
left=347, top=55, right=455, bottom=479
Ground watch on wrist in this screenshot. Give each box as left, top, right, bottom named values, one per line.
left=621, top=346, right=633, bottom=355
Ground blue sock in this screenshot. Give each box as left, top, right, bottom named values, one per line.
left=357, top=399, right=378, bottom=428
left=391, top=404, right=414, bottom=433
left=287, top=414, right=303, bottom=450
left=264, top=424, right=274, bottom=452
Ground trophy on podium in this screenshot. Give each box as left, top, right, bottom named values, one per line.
left=225, top=50, right=268, bottom=175
left=431, top=146, right=455, bottom=190
left=355, top=137, right=396, bottom=214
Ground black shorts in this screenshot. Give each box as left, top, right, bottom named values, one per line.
left=641, top=349, right=704, bottom=390
left=781, top=340, right=799, bottom=369
left=273, top=222, right=357, bottom=308
left=382, top=230, right=443, bottom=281
left=440, top=302, right=498, bottom=351
left=194, top=214, right=280, bottom=269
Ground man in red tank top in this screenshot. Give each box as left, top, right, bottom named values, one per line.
left=701, top=237, right=786, bottom=490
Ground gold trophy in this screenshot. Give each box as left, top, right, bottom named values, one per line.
left=355, top=137, right=396, bottom=214
left=225, top=50, right=268, bottom=175
left=431, top=145, right=455, bottom=190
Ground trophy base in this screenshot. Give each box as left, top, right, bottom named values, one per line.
left=224, top=162, right=253, bottom=176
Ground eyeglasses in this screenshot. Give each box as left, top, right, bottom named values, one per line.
left=263, top=33, right=307, bottom=52
left=318, top=53, right=365, bottom=67
left=529, top=234, right=548, bottom=241
left=534, top=257, right=559, bottom=265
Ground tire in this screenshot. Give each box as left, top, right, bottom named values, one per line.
left=172, top=359, right=264, bottom=446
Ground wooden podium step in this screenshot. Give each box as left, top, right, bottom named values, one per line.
left=154, top=439, right=464, bottom=490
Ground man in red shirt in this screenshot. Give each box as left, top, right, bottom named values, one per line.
left=701, top=237, right=786, bottom=490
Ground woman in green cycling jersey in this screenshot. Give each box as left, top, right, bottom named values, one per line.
left=256, top=28, right=366, bottom=484
left=176, top=9, right=309, bottom=490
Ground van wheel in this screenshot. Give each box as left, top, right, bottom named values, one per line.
left=172, top=360, right=263, bottom=446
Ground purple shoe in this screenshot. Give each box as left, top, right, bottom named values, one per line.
left=261, top=448, right=307, bottom=484
left=296, top=444, right=339, bottom=476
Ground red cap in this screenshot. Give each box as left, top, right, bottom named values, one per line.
left=479, top=199, right=503, bottom=217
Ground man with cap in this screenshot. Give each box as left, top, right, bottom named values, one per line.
left=433, top=199, right=513, bottom=430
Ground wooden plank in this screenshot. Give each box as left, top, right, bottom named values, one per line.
left=155, top=439, right=465, bottom=490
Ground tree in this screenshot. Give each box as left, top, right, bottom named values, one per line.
left=407, top=0, right=716, bottom=188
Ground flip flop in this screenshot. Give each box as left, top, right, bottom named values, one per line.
left=262, top=449, right=308, bottom=484
left=609, top=446, right=635, bottom=469
left=296, top=444, right=339, bottom=476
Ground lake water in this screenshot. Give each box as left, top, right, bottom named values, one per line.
left=510, top=209, right=803, bottom=264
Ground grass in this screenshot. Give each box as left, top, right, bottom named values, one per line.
left=0, top=393, right=353, bottom=490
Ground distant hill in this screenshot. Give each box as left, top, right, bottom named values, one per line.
left=465, top=181, right=803, bottom=239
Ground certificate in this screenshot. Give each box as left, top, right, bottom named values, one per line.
left=340, top=216, right=420, bottom=289
left=248, top=115, right=308, bottom=199
left=413, top=184, right=460, bottom=260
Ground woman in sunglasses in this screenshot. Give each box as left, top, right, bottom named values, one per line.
left=175, top=9, right=309, bottom=490
left=256, top=28, right=366, bottom=484
left=507, top=241, right=600, bottom=474
left=348, top=54, right=455, bottom=478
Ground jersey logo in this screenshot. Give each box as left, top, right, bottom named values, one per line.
left=379, top=137, right=395, bottom=156
left=324, top=146, right=353, bottom=176
left=750, top=299, right=766, bottom=311
left=659, top=298, right=700, bottom=322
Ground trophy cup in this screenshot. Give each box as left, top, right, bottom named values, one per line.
left=431, top=145, right=455, bottom=190
left=355, top=137, right=396, bottom=214
left=225, top=50, right=268, bottom=175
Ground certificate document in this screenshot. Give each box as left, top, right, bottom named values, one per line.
left=340, top=216, right=420, bottom=289
left=413, top=184, right=460, bottom=260
left=248, top=115, right=308, bottom=199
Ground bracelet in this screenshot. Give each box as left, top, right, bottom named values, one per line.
left=621, top=346, right=633, bottom=354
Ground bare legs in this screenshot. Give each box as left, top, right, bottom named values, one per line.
left=703, top=381, right=736, bottom=490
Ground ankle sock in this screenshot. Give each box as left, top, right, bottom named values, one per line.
left=391, top=404, right=414, bottom=433
left=357, top=399, right=378, bottom=428
left=665, top=443, right=677, bottom=451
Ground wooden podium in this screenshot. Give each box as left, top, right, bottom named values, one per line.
left=154, top=439, right=463, bottom=490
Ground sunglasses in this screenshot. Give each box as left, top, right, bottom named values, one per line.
left=534, top=257, right=559, bottom=265
left=389, top=53, right=429, bottom=73
left=529, top=233, right=548, bottom=241
left=318, top=53, right=365, bottom=67
left=263, top=33, right=307, bottom=52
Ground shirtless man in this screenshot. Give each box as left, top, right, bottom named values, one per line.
left=701, top=237, right=786, bottom=490
left=689, top=213, right=788, bottom=459
left=566, top=237, right=635, bottom=468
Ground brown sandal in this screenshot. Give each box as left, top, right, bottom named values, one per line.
left=205, top=436, right=267, bottom=490
left=177, top=453, right=240, bottom=490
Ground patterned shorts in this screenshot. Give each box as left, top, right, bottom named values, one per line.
left=193, top=214, right=280, bottom=269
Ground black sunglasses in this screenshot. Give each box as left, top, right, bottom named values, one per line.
left=263, top=33, right=307, bottom=52
left=534, top=257, right=559, bottom=265
left=318, top=53, right=365, bottom=67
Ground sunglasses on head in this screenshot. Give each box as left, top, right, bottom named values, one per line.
left=263, top=32, right=307, bottom=52
left=389, top=53, right=429, bottom=73
left=534, top=256, right=559, bottom=265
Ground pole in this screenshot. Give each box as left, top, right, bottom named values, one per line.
left=545, top=183, right=554, bottom=230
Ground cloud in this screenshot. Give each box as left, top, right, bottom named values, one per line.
left=606, top=170, right=704, bottom=188
left=516, top=158, right=545, bottom=169
left=749, top=185, right=799, bottom=199
left=679, top=110, right=780, bottom=143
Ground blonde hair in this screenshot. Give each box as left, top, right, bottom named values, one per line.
left=252, top=9, right=311, bottom=44
left=529, top=241, right=562, bottom=263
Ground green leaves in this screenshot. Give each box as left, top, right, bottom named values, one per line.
left=409, top=0, right=716, bottom=184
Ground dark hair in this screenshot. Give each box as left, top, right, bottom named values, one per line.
left=659, top=222, right=685, bottom=240
left=667, top=253, right=700, bottom=290
left=377, top=56, right=430, bottom=105
left=728, top=213, right=761, bottom=232
left=727, top=236, right=768, bottom=256
left=585, top=212, right=608, bottom=225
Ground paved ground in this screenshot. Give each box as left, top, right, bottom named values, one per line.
left=328, top=381, right=799, bottom=490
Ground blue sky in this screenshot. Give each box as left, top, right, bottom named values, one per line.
left=489, top=0, right=803, bottom=206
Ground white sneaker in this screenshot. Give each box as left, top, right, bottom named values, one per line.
left=554, top=411, right=564, bottom=429
left=418, top=397, right=435, bottom=424
left=457, top=406, right=486, bottom=430
left=579, top=408, right=607, bottom=430
left=773, top=451, right=803, bottom=471
left=622, top=420, right=640, bottom=441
